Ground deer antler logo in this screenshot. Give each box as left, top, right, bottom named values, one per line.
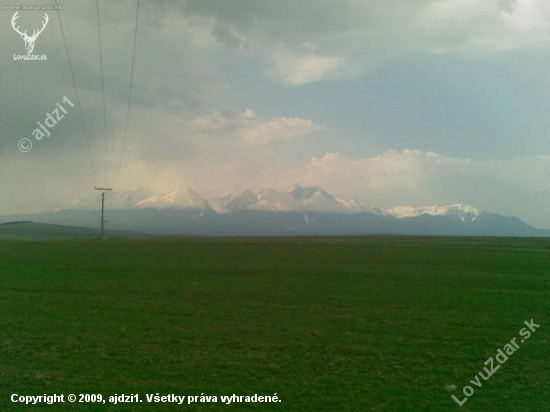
left=11, top=11, right=49, bottom=54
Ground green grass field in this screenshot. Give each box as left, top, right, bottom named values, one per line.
left=1, top=237, right=549, bottom=411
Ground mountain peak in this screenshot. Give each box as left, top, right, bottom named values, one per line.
left=136, top=187, right=211, bottom=210
left=291, top=184, right=327, bottom=200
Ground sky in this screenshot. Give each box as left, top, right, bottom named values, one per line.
left=1, top=0, right=550, bottom=227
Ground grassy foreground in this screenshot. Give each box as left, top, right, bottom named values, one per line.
left=1, top=237, right=549, bottom=411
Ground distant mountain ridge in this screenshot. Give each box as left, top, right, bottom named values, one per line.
left=68, top=184, right=406, bottom=215
left=68, top=185, right=486, bottom=222
left=210, top=184, right=374, bottom=214
left=385, top=204, right=482, bottom=223
left=4, top=185, right=548, bottom=237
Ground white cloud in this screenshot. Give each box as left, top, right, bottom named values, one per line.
left=416, top=0, right=550, bottom=54
left=191, top=109, right=323, bottom=144
left=294, top=149, right=550, bottom=227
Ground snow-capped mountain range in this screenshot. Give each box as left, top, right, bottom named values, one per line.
left=68, top=184, right=482, bottom=222
left=5, top=184, right=544, bottom=236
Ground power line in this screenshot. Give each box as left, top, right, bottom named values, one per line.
left=55, top=0, right=97, bottom=187
left=55, top=1, right=139, bottom=238
left=113, top=0, right=140, bottom=189
left=96, top=0, right=108, bottom=188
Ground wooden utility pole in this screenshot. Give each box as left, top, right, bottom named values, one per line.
left=95, top=187, right=112, bottom=239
